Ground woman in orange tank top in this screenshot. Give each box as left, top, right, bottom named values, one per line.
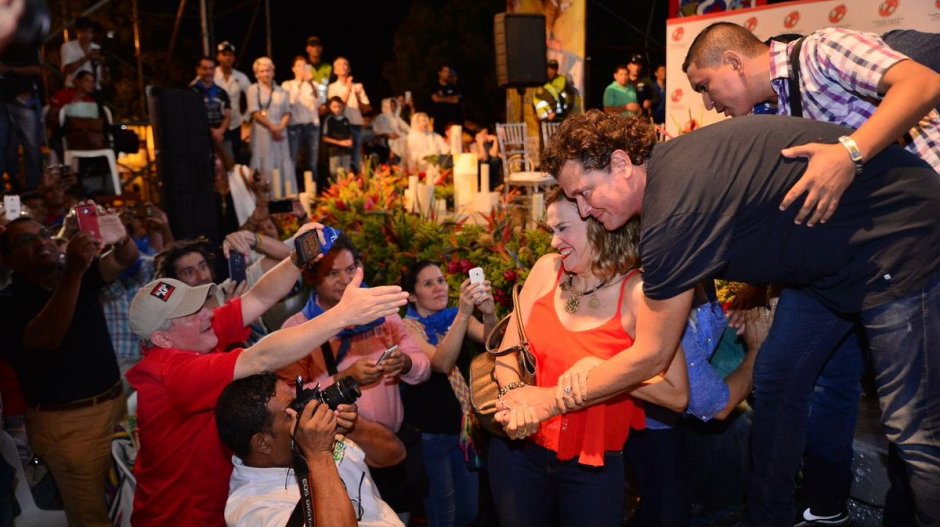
left=488, top=188, right=689, bottom=527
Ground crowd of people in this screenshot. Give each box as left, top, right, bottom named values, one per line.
left=0, top=14, right=938, bottom=527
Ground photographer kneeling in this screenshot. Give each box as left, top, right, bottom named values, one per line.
left=125, top=223, right=409, bottom=527
left=217, top=372, right=405, bottom=526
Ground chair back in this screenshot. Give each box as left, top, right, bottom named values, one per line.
left=0, top=431, right=68, bottom=526
left=495, top=123, right=534, bottom=175
left=540, top=121, right=561, bottom=149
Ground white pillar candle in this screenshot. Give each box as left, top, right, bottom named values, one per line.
left=531, top=192, right=545, bottom=222
left=271, top=168, right=282, bottom=199
left=408, top=175, right=419, bottom=192
left=480, top=163, right=490, bottom=193
left=449, top=125, right=462, bottom=154
left=453, top=153, right=477, bottom=212
left=435, top=198, right=447, bottom=217
left=303, top=171, right=315, bottom=196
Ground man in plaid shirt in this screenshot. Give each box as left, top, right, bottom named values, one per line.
left=683, top=23, right=940, bottom=527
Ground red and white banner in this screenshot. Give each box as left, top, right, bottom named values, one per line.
left=665, top=0, right=940, bottom=137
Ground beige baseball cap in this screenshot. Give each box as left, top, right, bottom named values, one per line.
left=129, top=278, right=217, bottom=338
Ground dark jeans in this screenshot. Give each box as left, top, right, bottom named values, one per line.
left=421, top=433, right=478, bottom=527
left=488, top=437, right=624, bottom=527
left=0, top=98, right=42, bottom=190
left=349, top=124, right=363, bottom=174
left=287, top=123, right=320, bottom=183
left=626, top=427, right=690, bottom=527
left=747, top=277, right=940, bottom=526
left=800, top=329, right=864, bottom=515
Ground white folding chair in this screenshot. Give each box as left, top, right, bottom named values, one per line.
left=495, top=123, right=555, bottom=198
left=540, top=121, right=561, bottom=149
left=60, top=105, right=121, bottom=195
left=0, top=431, right=68, bottom=527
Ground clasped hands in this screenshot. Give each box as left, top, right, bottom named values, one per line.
left=494, top=356, right=603, bottom=440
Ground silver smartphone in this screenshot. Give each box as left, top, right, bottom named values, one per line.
left=376, top=345, right=399, bottom=365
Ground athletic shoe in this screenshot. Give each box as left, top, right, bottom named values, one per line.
left=793, top=507, right=850, bottom=526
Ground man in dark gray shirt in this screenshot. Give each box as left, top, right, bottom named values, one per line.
left=501, top=110, right=940, bottom=527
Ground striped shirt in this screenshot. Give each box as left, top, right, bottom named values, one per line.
left=769, top=27, right=940, bottom=172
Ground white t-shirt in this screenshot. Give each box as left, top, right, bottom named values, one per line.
left=60, top=40, right=103, bottom=89
left=214, top=67, right=252, bottom=130
left=328, top=80, right=370, bottom=126
left=226, top=438, right=402, bottom=527
left=282, top=79, right=320, bottom=127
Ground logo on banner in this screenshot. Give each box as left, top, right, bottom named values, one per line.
left=744, top=17, right=758, bottom=32
left=784, top=11, right=801, bottom=28
left=829, top=4, right=847, bottom=23
left=672, top=26, right=685, bottom=42
left=671, top=88, right=683, bottom=103
left=879, top=0, right=899, bottom=17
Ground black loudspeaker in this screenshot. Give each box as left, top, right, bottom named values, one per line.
left=494, top=13, right=548, bottom=88
left=148, top=87, right=219, bottom=244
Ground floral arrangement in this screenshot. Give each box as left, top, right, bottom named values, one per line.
left=311, top=164, right=552, bottom=313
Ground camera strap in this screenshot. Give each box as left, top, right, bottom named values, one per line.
left=286, top=431, right=316, bottom=527
left=320, top=342, right=338, bottom=376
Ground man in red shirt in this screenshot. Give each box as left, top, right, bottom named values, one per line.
left=125, top=225, right=408, bottom=527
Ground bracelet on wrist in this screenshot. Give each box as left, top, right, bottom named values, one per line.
left=498, top=381, right=528, bottom=398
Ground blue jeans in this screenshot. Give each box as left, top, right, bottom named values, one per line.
left=748, top=278, right=940, bottom=526
left=626, top=427, right=690, bottom=527
left=0, top=98, right=43, bottom=190
left=860, top=272, right=940, bottom=526
left=421, top=433, right=478, bottom=527
left=488, top=437, right=624, bottom=527
left=349, top=124, right=363, bottom=174
left=287, top=123, right=320, bottom=181
left=800, top=329, right=864, bottom=514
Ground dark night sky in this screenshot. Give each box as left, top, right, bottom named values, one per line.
left=211, top=0, right=667, bottom=110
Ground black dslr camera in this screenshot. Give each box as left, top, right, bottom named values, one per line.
left=289, top=375, right=361, bottom=413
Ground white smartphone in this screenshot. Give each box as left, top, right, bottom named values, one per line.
left=376, top=345, right=399, bottom=365
left=3, top=195, right=21, bottom=221
left=468, top=266, right=485, bottom=285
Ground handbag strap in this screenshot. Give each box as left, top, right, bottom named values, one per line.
left=510, top=283, right=528, bottom=348
left=484, top=283, right=529, bottom=357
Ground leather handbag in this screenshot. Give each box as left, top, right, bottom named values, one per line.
left=469, top=283, right=536, bottom=437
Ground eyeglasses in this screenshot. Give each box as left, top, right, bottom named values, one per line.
left=10, top=228, right=53, bottom=251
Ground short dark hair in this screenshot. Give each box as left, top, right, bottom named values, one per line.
left=0, top=217, right=38, bottom=254
left=682, top=22, right=766, bottom=73
left=328, top=96, right=344, bottom=106
left=614, top=64, right=629, bottom=73
left=541, top=110, right=658, bottom=177
left=197, top=55, right=215, bottom=68
left=292, top=55, right=308, bottom=67
left=216, top=373, right=279, bottom=460
left=310, top=233, right=360, bottom=277
left=306, top=36, right=322, bottom=48
left=401, top=260, right=438, bottom=295
left=73, top=17, right=94, bottom=31
left=73, top=71, right=94, bottom=83
left=155, top=238, right=216, bottom=281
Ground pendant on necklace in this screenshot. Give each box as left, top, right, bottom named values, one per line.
left=564, top=294, right=580, bottom=314
left=588, top=292, right=602, bottom=309
left=260, top=110, right=267, bottom=117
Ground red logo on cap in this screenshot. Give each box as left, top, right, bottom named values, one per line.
left=879, top=0, right=899, bottom=17
left=784, top=11, right=800, bottom=29
left=672, top=26, right=685, bottom=42
left=671, top=88, right=683, bottom=103
left=829, top=4, right=847, bottom=23
left=744, top=17, right=758, bottom=32
left=150, top=282, right=176, bottom=302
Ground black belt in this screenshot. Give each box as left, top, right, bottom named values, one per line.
left=30, top=382, right=123, bottom=412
